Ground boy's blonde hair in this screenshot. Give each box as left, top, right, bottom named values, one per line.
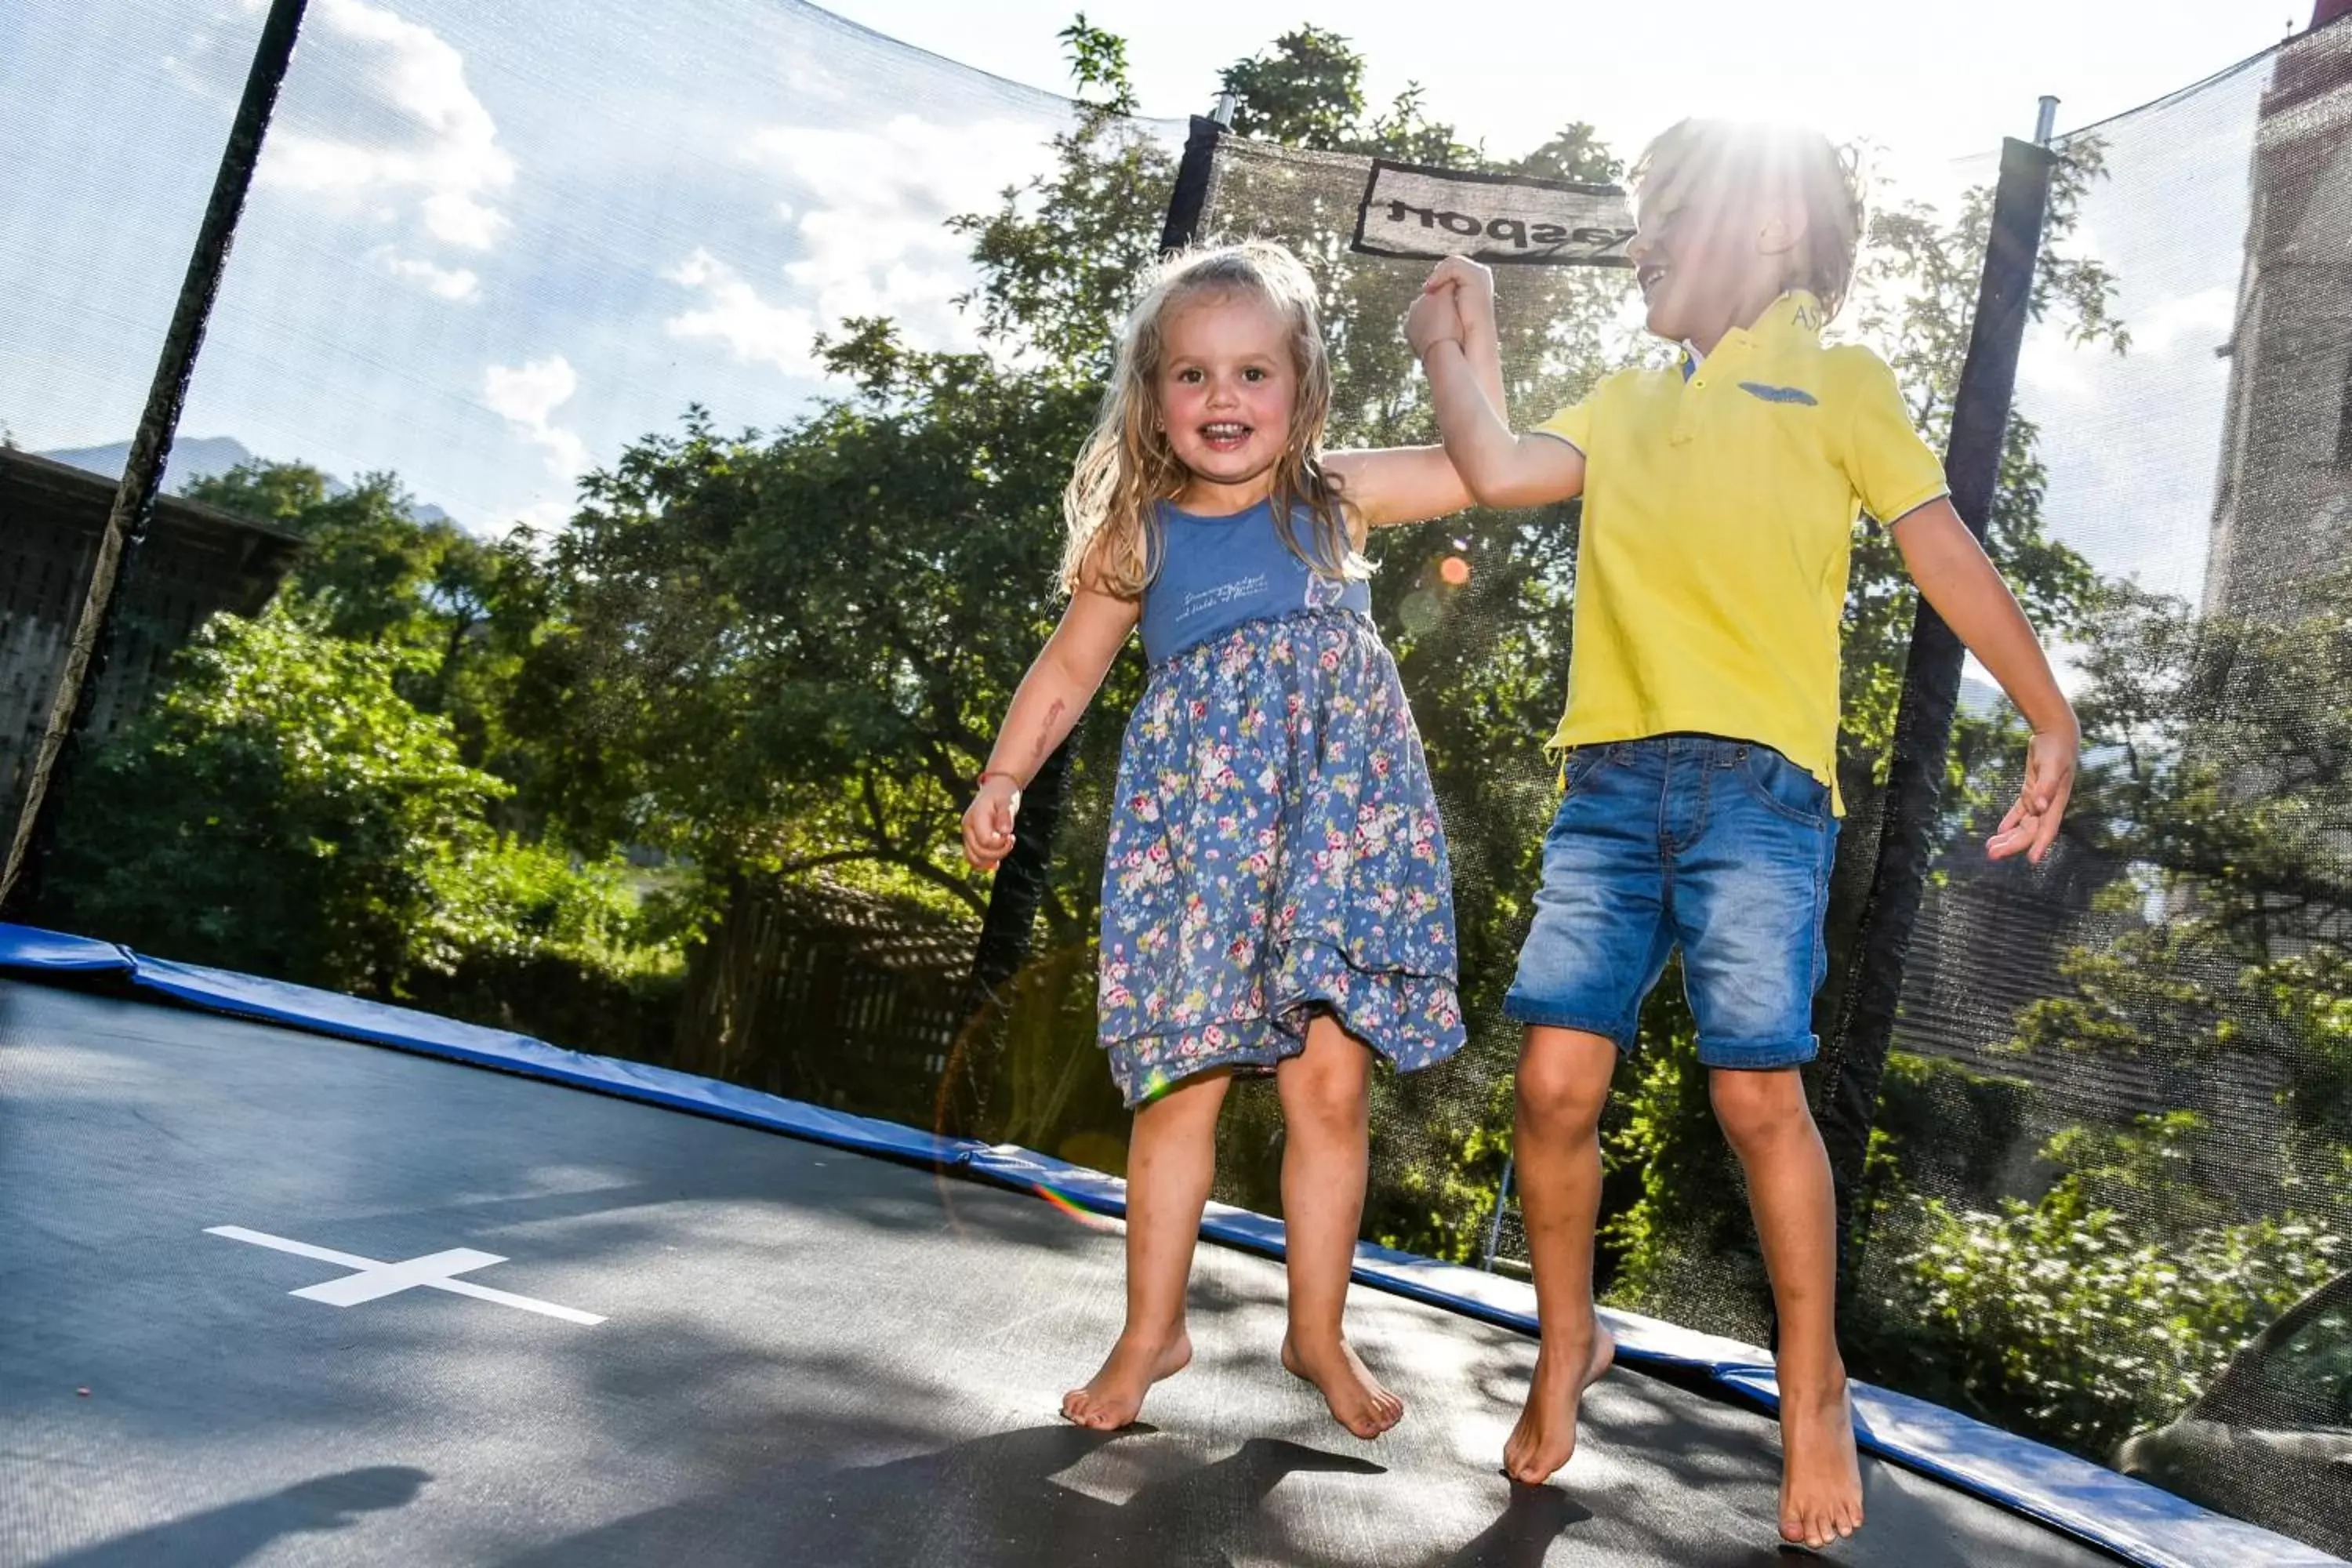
left=1632, top=119, right=1867, bottom=320
left=1061, top=240, right=1359, bottom=597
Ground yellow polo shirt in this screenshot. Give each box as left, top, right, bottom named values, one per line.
left=1535, top=292, right=1948, bottom=811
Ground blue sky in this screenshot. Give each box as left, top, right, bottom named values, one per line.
left=0, top=0, right=2310, bottom=626
left=2, top=0, right=1173, bottom=532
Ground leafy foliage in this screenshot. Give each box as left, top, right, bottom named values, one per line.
left=45, top=604, right=504, bottom=992
left=1838, top=559, right=2352, bottom=1462
left=181, top=460, right=555, bottom=826
left=545, top=357, right=1104, bottom=916
left=42, top=600, right=657, bottom=1011
left=1856, top=1137, right=2347, bottom=1457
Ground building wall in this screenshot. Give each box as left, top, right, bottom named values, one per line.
left=2205, top=20, right=2352, bottom=623
left=0, top=450, right=303, bottom=834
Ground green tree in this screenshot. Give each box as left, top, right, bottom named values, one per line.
left=1827, top=562, right=2352, bottom=1462
left=532, top=22, right=1178, bottom=931
left=1221, top=28, right=1367, bottom=151
left=182, top=461, right=554, bottom=815
left=2006, top=582, right=2352, bottom=1180
left=950, top=19, right=1174, bottom=375
left=40, top=604, right=506, bottom=993
left=39, top=597, right=661, bottom=1027
left=547, top=358, right=1102, bottom=916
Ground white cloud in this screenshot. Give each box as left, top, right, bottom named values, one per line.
left=663, top=249, right=822, bottom=376
left=260, top=0, right=514, bottom=254
left=662, top=114, right=1050, bottom=379
left=2019, top=283, right=2236, bottom=401
left=2129, top=285, right=2237, bottom=356
left=485, top=356, right=586, bottom=479
left=376, top=249, right=480, bottom=301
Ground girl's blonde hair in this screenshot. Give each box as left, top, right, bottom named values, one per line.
left=1632, top=119, right=1867, bottom=320
left=1061, top=240, right=1359, bottom=597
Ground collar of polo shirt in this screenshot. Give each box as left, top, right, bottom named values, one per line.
left=1686, top=291, right=1824, bottom=379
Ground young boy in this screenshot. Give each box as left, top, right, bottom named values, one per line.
left=1404, top=119, right=2079, bottom=1548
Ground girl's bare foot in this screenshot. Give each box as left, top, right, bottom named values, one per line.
left=1778, top=1375, right=1864, bottom=1548
left=1280, top=1331, right=1404, bottom=1439
left=1062, top=1329, right=1192, bottom=1429
left=1501, top=1322, right=1615, bottom=1483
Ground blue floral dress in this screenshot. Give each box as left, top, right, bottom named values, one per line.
left=1097, top=499, right=1464, bottom=1105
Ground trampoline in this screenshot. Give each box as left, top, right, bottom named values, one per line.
left=0, top=954, right=2327, bottom=1568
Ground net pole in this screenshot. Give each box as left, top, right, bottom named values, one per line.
left=0, top=0, right=311, bottom=918
left=1482, top=1156, right=1514, bottom=1272
left=960, top=111, right=1226, bottom=1014
left=1814, top=129, right=2060, bottom=1272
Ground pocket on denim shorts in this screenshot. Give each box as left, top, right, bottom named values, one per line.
left=1559, top=745, right=1611, bottom=797
left=1738, top=744, right=1830, bottom=827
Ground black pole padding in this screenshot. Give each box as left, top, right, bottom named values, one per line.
left=956, top=114, right=1227, bottom=1048
left=965, top=738, right=1082, bottom=1003
left=1814, top=136, right=2059, bottom=1269
left=1158, top=114, right=1225, bottom=252
left=0, top=0, right=312, bottom=918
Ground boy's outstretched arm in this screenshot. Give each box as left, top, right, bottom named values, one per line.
left=1327, top=267, right=1512, bottom=528
left=1410, top=259, right=1584, bottom=510
left=1890, top=499, right=2080, bottom=864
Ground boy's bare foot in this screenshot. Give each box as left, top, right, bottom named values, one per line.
left=1062, top=1329, right=1192, bottom=1429
left=1281, top=1331, right=1404, bottom=1439
left=1501, top=1322, right=1615, bottom=1483
left=1778, top=1375, right=1864, bottom=1548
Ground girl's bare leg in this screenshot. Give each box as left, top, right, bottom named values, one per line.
left=1275, top=1014, right=1401, bottom=1439
left=1063, top=1069, right=1230, bottom=1428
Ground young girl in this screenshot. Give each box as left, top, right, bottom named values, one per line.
left=1407, top=122, right=2078, bottom=1547
left=962, top=241, right=1479, bottom=1439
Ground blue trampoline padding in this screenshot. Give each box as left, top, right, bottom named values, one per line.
left=0, top=924, right=133, bottom=972
left=0, top=920, right=2336, bottom=1568
left=1715, top=1369, right=2347, bottom=1568
left=120, top=953, right=970, bottom=1169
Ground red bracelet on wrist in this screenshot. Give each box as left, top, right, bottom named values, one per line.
left=978, top=770, right=1024, bottom=790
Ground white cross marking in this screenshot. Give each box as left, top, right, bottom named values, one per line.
left=206, top=1225, right=604, bottom=1325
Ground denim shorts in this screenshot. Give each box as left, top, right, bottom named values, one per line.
left=1504, top=734, right=1840, bottom=1069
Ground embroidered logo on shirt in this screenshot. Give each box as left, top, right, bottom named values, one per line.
left=1739, top=381, right=1819, bottom=405
left=1174, top=575, right=1269, bottom=622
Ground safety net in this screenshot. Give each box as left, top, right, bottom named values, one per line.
left=2, top=1, right=2348, bottom=1556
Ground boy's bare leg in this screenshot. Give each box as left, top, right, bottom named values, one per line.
left=1502, top=1026, right=1621, bottom=1483
left=1276, top=1013, right=1402, bottom=1439
left=1709, top=1065, right=1863, bottom=1548
left=1064, top=1069, right=1230, bottom=1428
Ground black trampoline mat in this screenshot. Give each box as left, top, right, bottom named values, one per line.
left=0, top=978, right=2126, bottom=1566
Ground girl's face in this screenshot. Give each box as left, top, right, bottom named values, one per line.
left=1156, top=287, right=1298, bottom=511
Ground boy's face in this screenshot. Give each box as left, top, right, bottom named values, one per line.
left=1629, top=161, right=1788, bottom=350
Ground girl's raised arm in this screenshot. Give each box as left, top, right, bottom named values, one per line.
left=964, top=580, right=1140, bottom=870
